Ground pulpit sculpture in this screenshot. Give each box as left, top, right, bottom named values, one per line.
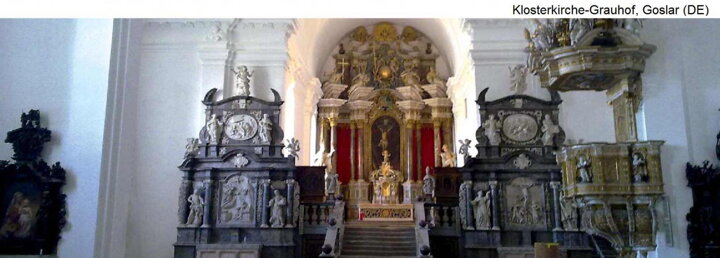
left=232, top=65, right=254, bottom=97
left=439, top=144, right=456, bottom=167
left=471, top=190, right=491, bottom=229
left=370, top=150, right=402, bottom=204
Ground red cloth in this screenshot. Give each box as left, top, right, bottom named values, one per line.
left=335, top=125, right=352, bottom=183
left=420, top=124, right=436, bottom=175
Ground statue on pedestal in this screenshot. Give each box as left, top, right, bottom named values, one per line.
left=186, top=188, right=205, bottom=226
left=439, top=144, right=456, bottom=167
left=232, top=65, right=254, bottom=97
left=422, top=167, right=435, bottom=197
left=325, top=173, right=339, bottom=196
left=471, top=190, right=491, bottom=229
left=458, top=139, right=472, bottom=160
left=259, top=114, right=273, bottom=144
left=268, top=189, right=287, bottom=228
left=559, top=192, right=578, bottom=231
left=206, top=114, right=223, bottom=144
left=508, top=65, right=527, bottom=95
left=184, top=138, right=199, bottom=158
left=284, top=138, right=300, bottom=159
left=483, top=114, right=502, bottom=145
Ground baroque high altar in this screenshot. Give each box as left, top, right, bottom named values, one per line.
left=314, top=22, right=455, bottom=211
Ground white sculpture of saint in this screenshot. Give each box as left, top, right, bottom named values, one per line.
left=186, top=188, right=205, bottom=226
left=206, top=114, right=222, bottom=144
left=632, top=152, right=648, bottom=182
left=268, top=189, right=287, bottom=228
left=458, top=139, right=472, bottom=160
left=350, top=71, right=370, bottom=91
left=185, top=138, right=199, bottom=158
left=483, top=114, right=502, bottom=146
left=471, top=190, right=491, bottom=229
left=232, top=65, right=254, bottom=97
left=540, top=114, right=560, bottom=146
left=577, top=156, right=592, bottom=183
left=422, top=167, right=435, bottom=197
left=400, top=60, right=421, bottom=86
left=259, top=114, right=273, bottom=144
left=508, top=65, right=528, bottom=94
left=325, top=70, right=344, bottom=85
left=439, top=144, right=456, bottom=167
left=15, top=199, right=34, bottom=238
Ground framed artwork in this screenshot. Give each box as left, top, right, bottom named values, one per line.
left=0, top=110, right=66, bottom=255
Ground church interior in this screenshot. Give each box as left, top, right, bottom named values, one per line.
left=0, top=18, right=719, bottom=258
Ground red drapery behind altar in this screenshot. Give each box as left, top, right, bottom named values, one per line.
left=335, top=125, right=352, bottom=184
left=421, top=124, right=435, bottom=175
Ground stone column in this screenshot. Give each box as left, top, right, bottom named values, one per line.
left=178, top=178, right=193, bottom=224
left=489, top=180, right=500, bottom=230
left=347, top=100, right=372, bottom=205
left=286, top=179, right=296, bottom=227
left=356, top=123, right=364, bottom=181
left=405, top=121, right=414, bottom=182
left=550, top=181, right=563, bottom=231
left=318, top=118, right=327, bottom=152
left=443, top=119, right=453, bottom=152
left=350, top=122, right=356, bottom=182
left=433, top=120, right=442, bottom=165
left=260, top=179, right=271, bottom=228
left=201, top=179, right=214, bottom=227
left=328, top=117, right=338, bottom=173
left=415, top=123, right=422, bottom=180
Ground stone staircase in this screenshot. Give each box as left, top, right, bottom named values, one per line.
left=340, top=222, right=417, bottom=257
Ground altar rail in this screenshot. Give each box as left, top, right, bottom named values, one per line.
left=300, top=202, right=336, bottom=235
left=425, top=203, right=461, bottom=236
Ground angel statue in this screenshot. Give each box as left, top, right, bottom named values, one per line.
left=458, top=139, right=472, bottom=160
left=232, top=65, right=254, bottom=97
left=284, top=138, right=300, bottom=159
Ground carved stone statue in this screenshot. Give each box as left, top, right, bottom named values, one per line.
left=284, top=138, right=300, bottom=159
left=325, top=172, right=339, bottom=196
left=483, top=114, right=502, bottom=145
left=577, top=156, right=592, bottom=183
left=258, top=114, right=273, bottom=144
left=426, top=67, right=443, bottom=86
left=351, top=71, right=370, bottom=90
left=313, top=146, right=336, bottom=173
left=471, top=190, right=491, bottom=229
left=184, top=138, right=199, bottom=158
left=232, top=65, right=254, bottom=97
left=569, top=19, right=592, bottom=45
left=458, top=139, right=472, bottom=160
left=186, top=188, right=205, bottom=226
left=221, top=175, right=254, bottom=223
left=422, top=167, right=435, bottom=197
left=400, top=60, right=421, bottom=86
left=559, top=192, right=578, bottom=230
left=268, top=189, right=287, bottom=228
left=206, top=114, right=222, bottom=144
left=632, top=152, right=648, bottom=182
left=232, top=153, right=249, bottom=168
left=541, top=114, right=560, bottom=146
left=510, top=186, right=543, bottom=225
left=508, top=65, right=527, bottom=94
left=325, top=70, right=344, bottom=85
left=439, top=144, right=456, bottom=167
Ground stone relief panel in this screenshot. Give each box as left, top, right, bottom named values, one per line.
left=224, top=114, right=259, bottom=141
left=218, top=174, right=257, bottom=225
left=504, top=177, right=547, bottom=229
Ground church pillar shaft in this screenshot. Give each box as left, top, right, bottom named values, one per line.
left=550, top=181, right=563, bottom=231
left=178, top=178, right=192, bottom=224
left=350, top=123, right=356, bottom=181
left=329, top=117, right=338, bottom=172
left=286, top=179, right=295, bottom=227
left=260, top=179, right=270, bottom=227
left=489, top=180, right=500, bottom=230
left=415, top=123, right=422, bottom=180
left=202, top=179, right=215, bottom=227
left=406, top=122, right=414, bottom=182
left=443, top=119, right=453, bottom=151
left=357, top=124, right=365, bottom=181
left=433, top=120, right=441, bottom=165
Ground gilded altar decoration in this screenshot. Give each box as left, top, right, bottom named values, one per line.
left=357, top=203, right=413, bottom=221
left=370, top=150, right=402, bottom=204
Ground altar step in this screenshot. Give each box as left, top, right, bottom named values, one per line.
left=340, top=222, right=416, bottom=257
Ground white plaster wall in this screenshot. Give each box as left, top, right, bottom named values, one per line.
left=0, top=19, right=113, bottom=258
